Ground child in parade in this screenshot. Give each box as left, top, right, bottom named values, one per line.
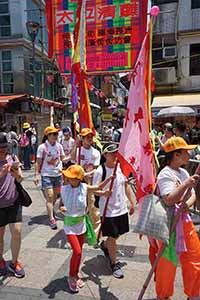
left=155, top=137, right=200, bottom=300
left=93, top=143, right=135, bottom=279
left=60, top=164, right=113, bottom=293
left=34, top=126, right=65, bottom=230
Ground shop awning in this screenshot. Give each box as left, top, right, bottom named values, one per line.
left=152, top=93, right=200, bottom=108
left=0, top=94, right=64, bottom=109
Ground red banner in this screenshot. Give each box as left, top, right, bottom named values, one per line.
left=46, top=0, right=148, bottom=74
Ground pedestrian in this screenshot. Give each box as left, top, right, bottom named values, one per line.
left=34, top=126, right=65, bottom=230
left=19, top=122, right=32, bottom=170
left=60, top=164, right=112, bottom=293
left=30, top=123, right=37, bottom=163
left=60, top=127, right=75, bottom=169
left=7, top=125, right=19, bottom=156
left=0, top=132, right=25, bottom=278
left=174, top=121, right=190, bottom=144
left=71, top=128, right=101, bottom=234
left=93, top=143, right=135, bottom=279
left=155, top=136, right=200, bottom=300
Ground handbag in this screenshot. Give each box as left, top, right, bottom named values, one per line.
left=15, top=180, right=32, bottom=207
left=133, top=194, right=174, bottom=244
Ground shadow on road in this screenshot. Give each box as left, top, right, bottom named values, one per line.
left=46, top=229, right=69, bottom=249
left=43, top=275, right=70, bottom=299
left=28, top=214, right=49, bottom=226
left=81, top=255, right=126, bottom=300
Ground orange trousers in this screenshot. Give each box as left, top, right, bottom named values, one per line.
left=156, top=221, right=200, bottom=299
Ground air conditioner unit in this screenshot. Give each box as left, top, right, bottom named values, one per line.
left=153, top=67, right=177, bottom=85
left=163, top=46, right=177, bottom=59
left=61, top=87, right=67, bottom=98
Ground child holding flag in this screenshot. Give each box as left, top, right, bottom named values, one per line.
left=155, top=137, right=200, bottom=300
left=60, top=164, right=112, bottom=293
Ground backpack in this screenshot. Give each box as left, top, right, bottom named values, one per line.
left=94, top=164, right=106, bottom=208
left=19, top=132, right=29, bottom=147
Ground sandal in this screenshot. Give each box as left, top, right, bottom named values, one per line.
left=67, top=277, right=79, bottom=293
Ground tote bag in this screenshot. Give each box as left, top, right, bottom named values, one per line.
left=133, top=194, right=174, bottom=244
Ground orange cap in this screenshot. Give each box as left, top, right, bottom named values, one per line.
left=62, top=164, right=84, bottom=180
left=162, top=136, right=197, bottom=153
left=44, top=126, right=59, bottom=136
left=80, top=128, right=95, bottom=137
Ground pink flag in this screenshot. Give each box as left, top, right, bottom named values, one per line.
left=118, top=31, right=156, bottom=201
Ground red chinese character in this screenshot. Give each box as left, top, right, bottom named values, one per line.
left=134, top=107, right=143, bottom=132
left=56, top=10, right=74, bottom=25
left=86, top=7, right=95, bottom=22
left=97, top=5, right=116, bottom=20
left=125, top=108, right=130, bottom=127
left=120, top=2, right=139, bottom=18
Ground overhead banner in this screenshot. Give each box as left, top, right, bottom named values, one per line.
left=47, top=0, right=148, bottom=74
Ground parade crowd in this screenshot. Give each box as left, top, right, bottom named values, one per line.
left=0, top=119, right=200, bottom=300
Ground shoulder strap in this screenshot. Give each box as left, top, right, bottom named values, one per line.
left=38, top=143, right=47, bottom=173
left=101, top=163, right=106, bottom=181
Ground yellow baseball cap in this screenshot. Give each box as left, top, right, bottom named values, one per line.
left=80, top=128, right=95, bottom=137
left=44, top=126, right=59, bottom=136
left=23, top=122, right=30, bottom=129
left=62, top=165, right=84, bottom=181
left=162, top=136, right=197, bottom=153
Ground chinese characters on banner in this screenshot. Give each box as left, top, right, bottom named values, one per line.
left=47, top=0, right=148, bottom=74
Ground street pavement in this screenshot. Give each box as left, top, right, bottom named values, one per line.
left=0, top=169, right=198, bottom=300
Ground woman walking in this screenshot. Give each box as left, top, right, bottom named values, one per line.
left=155, top=136, right=200, bottom=300
left=34, top=126, right=65, bottom=229
left=0, top=132, right=25, bottom=278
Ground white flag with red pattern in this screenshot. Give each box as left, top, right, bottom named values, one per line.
left=117, top=31, right=156, bottom=201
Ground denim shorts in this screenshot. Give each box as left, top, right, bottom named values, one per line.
left=41, top=176, right=62, bottom=190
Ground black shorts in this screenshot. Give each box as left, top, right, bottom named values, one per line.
left=101, top=212, right=129, bottom=238
left=0, top=202, right=22, bottom=227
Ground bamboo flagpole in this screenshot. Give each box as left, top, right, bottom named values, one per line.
left=97, top=160, right=119, bottom=244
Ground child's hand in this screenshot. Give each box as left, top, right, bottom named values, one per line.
left=103, top=190, right=112, bottom=198
left=59, top=206, right=67, bottom=213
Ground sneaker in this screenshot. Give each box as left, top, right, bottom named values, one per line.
left=8, top=261, right=25, bottom=278
left=0, top=259, right=7, bottom=276
left=50, top=218, right=57, bottom=230
left=100, top=241, right=109, bottom=258
left=111, top=262, right=124, bottom=279
left=67, top=277, right=79, bottom=293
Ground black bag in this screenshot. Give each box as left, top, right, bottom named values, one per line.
left=94, top=164, right=106, bottom=208
left=15, top=180, right=32, bottom=207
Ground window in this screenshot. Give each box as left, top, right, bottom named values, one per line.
left=0, top=50, right=13, bottom=94
left=190, top=44, right=200, bottom=76
left=0, top=0, right=11, bottom=37
left=152, top=0, right=178, bottom=4
left=191, top=0, right=200, bottom=9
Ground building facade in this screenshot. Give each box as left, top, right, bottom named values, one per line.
left=152, top=0, right=200, bottom=114
left=0, top=0, right=64, bottom=138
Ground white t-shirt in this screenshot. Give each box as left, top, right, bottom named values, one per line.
left=61, top=137, right=75, bottom=157
left=61, top=183, right=87, bottom=235
left=37, top=141, right=65, bottom=177
left=93, top=165, right=128, bottom=217
left=78, top=146, right=100, bottom=170
left=157, top=166, right=193, bottom=197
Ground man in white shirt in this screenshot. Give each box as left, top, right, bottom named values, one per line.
left=72, top=128, right=101, bottom=233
